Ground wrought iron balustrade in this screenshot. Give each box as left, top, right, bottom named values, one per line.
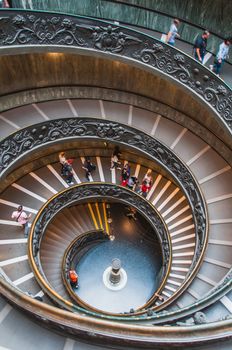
left=0, top=10, right=231, bottom=130
left=30, top=183, right=171, bottom=305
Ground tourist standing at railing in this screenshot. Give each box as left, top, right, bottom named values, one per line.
left=11, top=205, right=31, bottom=238
left=210, top=39, right=231, bottom=76
left=193, top=30, right=210, bottom=63
left=166, top=19, right=180, bottom=46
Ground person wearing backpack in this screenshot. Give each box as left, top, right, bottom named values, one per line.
left=193, top=30, right=210, bottom=63
left=11, top=205, right=31, bottom=237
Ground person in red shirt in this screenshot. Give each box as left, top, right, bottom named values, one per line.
left=140, top=181, right=150, bottom=198
left=69, top=270, right=79, bottom=288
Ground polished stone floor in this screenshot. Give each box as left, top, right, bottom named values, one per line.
left=75, top=203, right=162, bottom=313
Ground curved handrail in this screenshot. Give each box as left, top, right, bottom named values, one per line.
left=29, top=182, right=172, bottom=316
left=0, top=117, right=208, bottom=310
left=62, top=229, right=108, bottom=274
left=0, top=8, right=231, bottom=339
left=0, top=273, right=232, bottom=345
left=27, top=181, right=232, bottom=321
left=0, top=128, right=229, bottom=322
left=0, top=10, right=231, bottom=131
left=61, top=208, right=165, bottom=315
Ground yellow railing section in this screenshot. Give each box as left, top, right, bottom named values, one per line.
left=88, top=203, right=99, bottom=230
left=102, top=202, right=110, bottom=235
left=95, top=202, right=104, bottom=230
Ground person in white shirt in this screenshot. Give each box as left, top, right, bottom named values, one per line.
left=110, top=154, right=121, bottom=170
left=211, top=39, right=231, bottom=76
left=166, top=19, right=180, bottom=46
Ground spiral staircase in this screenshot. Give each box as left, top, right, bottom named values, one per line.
left=0, top=5, right=232, bottom=350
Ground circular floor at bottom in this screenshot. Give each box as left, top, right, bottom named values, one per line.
left=75, top=212, right=162, bottom=313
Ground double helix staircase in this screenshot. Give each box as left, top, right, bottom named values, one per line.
left=0, top=155, right=195, bottom=305
left=0, top=7, right=231, bottom=349
left=0, top=99, right=231, bottom=323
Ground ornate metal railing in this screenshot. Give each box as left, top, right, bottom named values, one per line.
left=0, top=10, right=231, bottom=130
left=29, top=183, right=172, bottom=313
left=151, top=267, right=232, bottom=324
left=0, top=117, right=208, bottom=301
left=0, top=144, right=230, bottom=327
left=0, top=118, right=207, bottom=241
left=0, top=271, right=232, bottom=347
left=29, top=179, right=231, bottom=321
left=63, top=229, right=108, bottom=275
left=0, top=8, right=230, bottom=344
left=0, top=119, right=229, bottom=324
left=9, top=1, right=232, bottom=64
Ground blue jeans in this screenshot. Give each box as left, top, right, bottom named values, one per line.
left=213, top=59, right=224, bottom=75
left=194, top=51, right=205, bottom=63
left=23, top=222, right=29, bottom=237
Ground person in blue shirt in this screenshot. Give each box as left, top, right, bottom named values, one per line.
left=194, top=30, right=210, bottom=63
left=166, top=19, right=180, bottom=46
